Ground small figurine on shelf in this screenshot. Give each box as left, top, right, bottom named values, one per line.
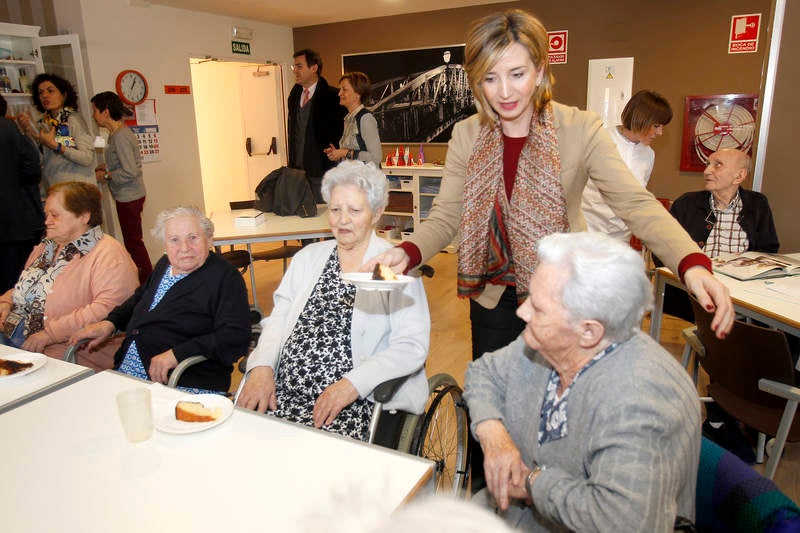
left=397, top=145, right=405, bottom=166
left=404, top=146, right=411, bottom=166
left=385, top=152, right=394, bottom=167
left=418, top=144, right=425, bottom=165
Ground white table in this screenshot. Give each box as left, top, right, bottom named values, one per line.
left=211, top=207, right=332, bottom=307
left=0, top=371, right=433, bottom=532
left=650, top=265, right=800, bottom=340
left=0, top=345, right=93, bottom=414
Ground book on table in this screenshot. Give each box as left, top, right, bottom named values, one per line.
left=711, top=251, right=800, bottom=280
left=234, top=209, right=265, bottom=227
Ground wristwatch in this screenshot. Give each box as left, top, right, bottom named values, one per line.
left=526, top=462, right=547, bottom=498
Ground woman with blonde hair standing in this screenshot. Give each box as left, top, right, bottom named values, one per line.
left=368, top=8, right=733, bottom=360
left=364, top=8, right=734, bottom=493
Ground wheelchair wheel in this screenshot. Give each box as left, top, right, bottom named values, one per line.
left=413, top=373, right=470, bottom=495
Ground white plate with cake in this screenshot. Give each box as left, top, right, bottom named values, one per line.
left=153, top=394, right=234, bottom=434
left=0, top=352, right=47, bottom=380
left=341, top=263, right=413, bottom=291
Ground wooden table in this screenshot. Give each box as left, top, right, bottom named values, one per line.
left=650, top=265, right=800, bottom=340
left=0, top=345, right=93, bottom=414
left=211, top=207, right=332, bottom=308
left=0, top=371, right=433, bottom=532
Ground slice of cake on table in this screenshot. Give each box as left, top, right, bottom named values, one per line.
left=0, top=358, right=33, bottom=376
left=175, top=400, right=222, bottom=422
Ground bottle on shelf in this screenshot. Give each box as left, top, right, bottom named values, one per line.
left=18, top=68, right=29, bottom=93
left=0, top=67, right=12, bottom=93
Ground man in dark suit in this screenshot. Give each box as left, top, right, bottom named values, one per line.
left=287, top=49, right=346, bottom=203
left=0, top=94, right=44, bottom=292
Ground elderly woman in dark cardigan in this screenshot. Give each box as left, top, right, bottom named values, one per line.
left=71, top=206, right=250, bottom=393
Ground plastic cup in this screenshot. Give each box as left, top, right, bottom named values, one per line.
left=116, top=388, right=153, bottom=443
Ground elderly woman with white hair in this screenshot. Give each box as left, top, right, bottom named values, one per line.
left=464, top=232, right=701, bottom=532
left=71, top=206, right=250, bottom=393
left=238, top=160, right=430, bottom=444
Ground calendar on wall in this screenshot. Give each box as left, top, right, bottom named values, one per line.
left=123, top=99, right=161, bottom=163
left=130, top=125, right=160, bottom=162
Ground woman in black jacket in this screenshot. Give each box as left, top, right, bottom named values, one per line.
left=71, top=205, right=250, bottom=393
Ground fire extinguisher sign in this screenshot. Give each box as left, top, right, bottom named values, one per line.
left=729, top=13, right=761, bottom=54
left=547, top=31, right=568, bottom=65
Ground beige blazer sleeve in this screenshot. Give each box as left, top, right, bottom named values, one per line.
left=406, top=103, right=701, bottom=306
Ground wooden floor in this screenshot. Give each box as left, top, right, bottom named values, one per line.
left=240, top=241, right=800, bottom=504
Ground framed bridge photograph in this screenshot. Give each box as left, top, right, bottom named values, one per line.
left=342, top=45, right=476, bottom=143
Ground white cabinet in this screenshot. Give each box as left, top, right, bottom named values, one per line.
left=0, top=22, right=91, bottom=126
left=381, top=165, right=453, bottom=252
left=0, top=23, right=43, bottom=114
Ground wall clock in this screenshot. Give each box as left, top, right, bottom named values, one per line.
left=115, top=69, right=149, bottom=106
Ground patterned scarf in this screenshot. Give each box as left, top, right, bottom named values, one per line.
left=3, top=226, right=103, bottom=337
left=38, top=107, right=78, bottom=148
left=458, top=104, right=569, bottom=301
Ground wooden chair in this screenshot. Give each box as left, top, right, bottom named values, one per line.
left=684, top=297, right=800, bottom=479
left=629, top=197, right=671, bottom=274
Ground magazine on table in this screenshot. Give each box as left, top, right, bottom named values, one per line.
left=711, top=251, right=800, bottom=281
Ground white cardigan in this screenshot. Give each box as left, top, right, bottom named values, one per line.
left=246, top=233, right=431, bottom=413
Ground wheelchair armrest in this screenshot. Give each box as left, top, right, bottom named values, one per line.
left=63, top=338, right=92, bottom=364
left=373, top=375, right=411, bottom=404
left=167, top=355, right=208, bottom=388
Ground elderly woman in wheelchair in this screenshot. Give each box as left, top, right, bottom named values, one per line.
left=237, top=161, right=430, bottom=443
left=70, top=205, right=251, bottom=393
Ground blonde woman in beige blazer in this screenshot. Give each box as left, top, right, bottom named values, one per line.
left=367, top=9, right=734, bottom=362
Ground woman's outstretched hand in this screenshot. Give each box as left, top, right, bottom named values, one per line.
left=683, top=266, right=734, bottom=338
left=361, top=247, right=410, bottom=275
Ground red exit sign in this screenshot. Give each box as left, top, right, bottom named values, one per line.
left=164, top=85, right=191, bottom=95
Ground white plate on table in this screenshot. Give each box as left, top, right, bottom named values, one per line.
left=153, top=393, right=234, bottom=434
left=340, top=272, right=413, bottom=291
left=0, top=352, right=47, bottom=381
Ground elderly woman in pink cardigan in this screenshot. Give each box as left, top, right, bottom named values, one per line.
left=0, top=181, right=138, bottom=371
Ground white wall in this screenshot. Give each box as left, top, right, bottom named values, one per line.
left=53, top=0, right=293, bottom=260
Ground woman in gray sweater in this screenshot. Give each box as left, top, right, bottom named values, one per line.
left=91, top=91, right=152, bottom=284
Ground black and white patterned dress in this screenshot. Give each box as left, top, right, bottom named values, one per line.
left=272, top=248, right=372, bottom=441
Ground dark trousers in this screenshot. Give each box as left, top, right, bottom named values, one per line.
left=468, top=285, right=526, bottom=491
left=0, top=238, right=39, bottom=293
left=116, top=197, right=153, bottom=285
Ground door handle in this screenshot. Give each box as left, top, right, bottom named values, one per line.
left=245, top=136, right=277, bottom=157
